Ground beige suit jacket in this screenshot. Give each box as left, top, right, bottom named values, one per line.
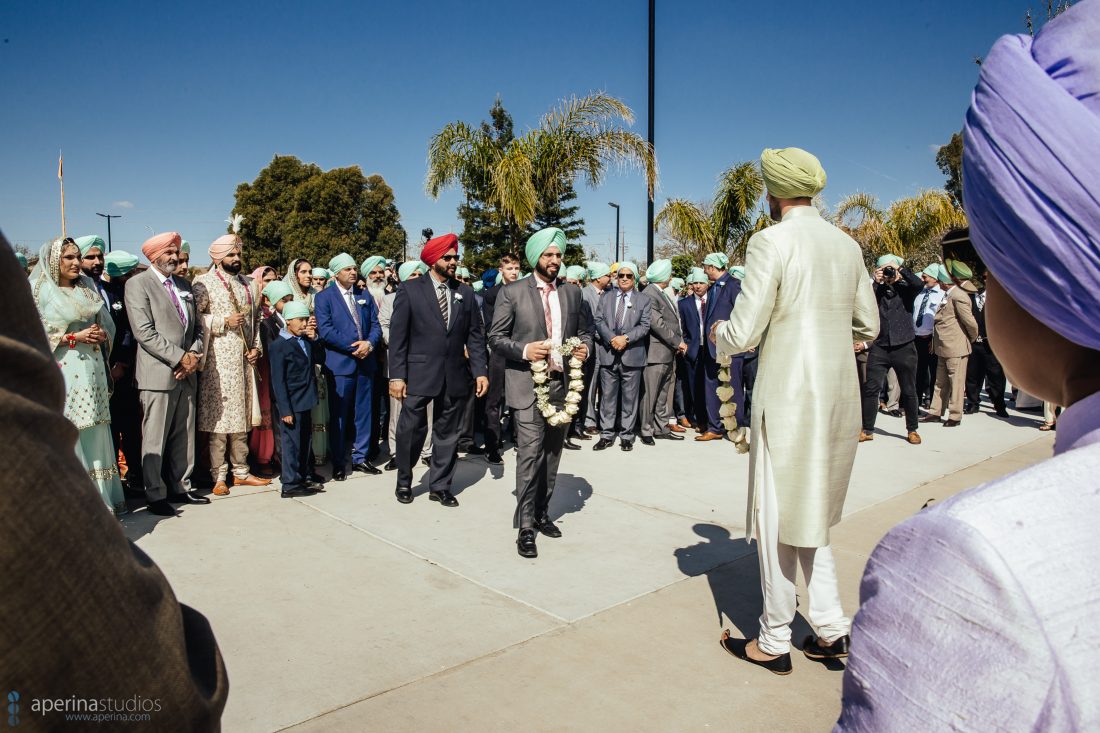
left=933, top=285, right=979, bottom=358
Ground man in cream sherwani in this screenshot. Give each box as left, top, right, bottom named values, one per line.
left=713, top=147, right=879, bottom=675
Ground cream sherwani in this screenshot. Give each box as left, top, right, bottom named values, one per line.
left=716, top=205, right=878, bottom=654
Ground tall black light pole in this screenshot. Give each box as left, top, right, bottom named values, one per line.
left=96, top=212, right=122, bottom=252
left=608, top=202, right=620, bottom=262
left=646, top=0, right=655, bottom=263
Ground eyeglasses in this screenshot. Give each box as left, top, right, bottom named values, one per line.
left=440, top=255, right=459, bottom=262
left=617, top=273, right=635, bottom=280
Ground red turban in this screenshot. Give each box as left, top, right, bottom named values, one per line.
left=141, top=231, right=182, bottom=263
left=421, top=233, right=458, bottom=266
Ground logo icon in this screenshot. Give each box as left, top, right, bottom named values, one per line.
left=6, top=690, right=19, bottom=728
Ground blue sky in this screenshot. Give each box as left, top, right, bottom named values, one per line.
left=2, top=0, right=1034, bottom=265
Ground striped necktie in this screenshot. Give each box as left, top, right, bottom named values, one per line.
left=437, top=281, right=450, bottom=326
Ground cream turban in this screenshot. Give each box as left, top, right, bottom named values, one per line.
left=208, top=234, right=241, bottom=263
left=760, top=147, right=827, bottom=199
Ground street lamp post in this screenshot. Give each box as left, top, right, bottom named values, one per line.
left=646, top=0, right=655, bottom=264
left=96, top=212, right=122, bottom=252
left=608, top=202, right=620, bottom=262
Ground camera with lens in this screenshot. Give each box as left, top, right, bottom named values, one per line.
left=882, top=265, right=896, bottom=280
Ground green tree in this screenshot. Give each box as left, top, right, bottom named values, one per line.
left=233, top=155, right=407, bottom=272
left=834, top=189, right=967, bottom=269
left=670, top=253, right=695, bottom=280
left=936, top=132, right=964, bottom=207
left=530, top=185, right=587, bottom=267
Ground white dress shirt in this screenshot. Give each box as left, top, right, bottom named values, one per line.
left=912, top=286, right=945, bottom=336
left=536, top=275, right=563, bottom=370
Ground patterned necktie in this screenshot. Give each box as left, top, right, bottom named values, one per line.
left=699, top=295, right=706, bottom=331
left=437, top=282, right=450, bottom=326
left=614, top=291, right=626, bottom=330
left=542, top=282, right=555, bottom=337
left=917, top=290, right=931, bottom=326
left=163, top=278, right=186, bottom=324
left=345, top=290, right=361, bottom=335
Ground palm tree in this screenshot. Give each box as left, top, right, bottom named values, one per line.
left=835, top=189, right=967, bottom=268
left=426, top=93, right=657, bottom=249
left=654, top=161, right=768, bottom=262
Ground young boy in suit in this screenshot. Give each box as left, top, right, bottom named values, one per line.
left=269, top=301, right=325, bottom=498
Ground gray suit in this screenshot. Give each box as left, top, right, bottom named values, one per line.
left=640, top=285, right=682, bottom=437
left=125, top=267, right=203, bottom=502
left=593, top=286, right=651, bottom=443
left=488, top=277, right=593, bottom=530
left=579, top=284, right=605, bottom=430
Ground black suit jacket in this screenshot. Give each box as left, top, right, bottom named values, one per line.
left=388, top=274, right=488, bottom=397
left=269, top=332, right=322, bottom=419
left=103, top=279, right=136, bottom=368
left=970, top=289, right=989, bottom=340
left=679, top=294, right=704, bottom=362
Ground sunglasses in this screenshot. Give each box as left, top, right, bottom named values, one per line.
left=439, top=255, right=459, bottom=262
left=617, top=273, right=635, bottom=280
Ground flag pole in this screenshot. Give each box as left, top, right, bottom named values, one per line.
left=58, top=151, right=67, bottom=237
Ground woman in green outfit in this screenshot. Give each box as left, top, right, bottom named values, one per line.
left=31, top=237, right=126, bottom=515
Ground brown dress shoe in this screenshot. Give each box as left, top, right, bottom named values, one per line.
left=943, top=419, right=961, bottom=427
left=907, top=431, right=922, bottom=445
left=678, top=418, right=693, bottom=429
left=695, top=431, right=725, bottom=442
left=919, top=413, right=943, bottom=423
left=212, top=481, right=230, bottom=496
left=669, top=424, right=686, bottom=433
left=235, top=474, right=273, bottom=487
left=858, top=431, right=873, bottom=442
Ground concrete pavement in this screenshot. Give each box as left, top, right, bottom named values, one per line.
left=123, top=406, right=1054, bottom=732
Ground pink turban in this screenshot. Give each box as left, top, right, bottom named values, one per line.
left=209, top=234, right=242, bottom=263
left=421, top=233, right=458, bottom=266
left=141, top=231, right=182, bottom=263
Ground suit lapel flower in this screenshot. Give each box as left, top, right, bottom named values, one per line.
left=453, top=293, right=463, bottom=302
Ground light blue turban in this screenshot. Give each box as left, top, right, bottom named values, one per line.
left=565, top=265, right=587, bottom=281
left=921, top=264, right=943, bottom=280
left=703, top=252, right=729, bottom=269
left=472, top=281, right=484, bottom=293
left=398, top=261, right=427, bottom=282
left=686, top=267, right=707, bottom=284
left=360, top=255, right=386, bottom=278
left=15, top=251, right=28, bottom=269
left=730, top=266, right=745, bottom=281
left=876, top=254, right=904, bottom=268
left=669, top=277, right=685, bottom=290
left=616, top=261, right=639, bottom=278
left=311, top=267, right=330, bottom=279
left=329, top=253, right=356, bottom=274
left=282, top=301, right=311, bottom=320
left=935, top=264, right=954, bottom=285
left=179, top=240, right=190, bottom=255
left=587, top=261, right=610, bottom=280
left=262, top=280, right=294, bottom=304
left=456, top=266, right=471, bottom=280
left=645, top=259, right=672, bottom=283
left=104, top=250, right=138, bottom=277
left=75, top=235, right=105, bottom=256
left=525, top=227, right=566, bottom=269
left=495, top=272, right=504, bottom=286
left=963, top=0, right=1100, bottom=350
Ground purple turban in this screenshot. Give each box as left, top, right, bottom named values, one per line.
left=963, top=1, right=1100, bottom=350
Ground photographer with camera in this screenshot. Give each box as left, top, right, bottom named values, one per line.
left=858, top=254, right=924, bottom=444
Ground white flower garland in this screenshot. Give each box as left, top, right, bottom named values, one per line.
left=716, top=353, right=750, bottom=453
left=532, top=336, right=584, bottom=426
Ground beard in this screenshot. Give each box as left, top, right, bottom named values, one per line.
left=536, top=261, right=560, bottom=281
left=83, top=264, right=103, bottom=279
left=221, top=260, right=243, bottom=275
left=367, top=281, right=386, bottom=302
left=768, top=197, right=783, bottom=221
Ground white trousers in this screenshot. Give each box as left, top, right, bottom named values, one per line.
left=754, top=422, right=850, bottom=655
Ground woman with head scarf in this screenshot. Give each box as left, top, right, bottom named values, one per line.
left=30, top=237, right=125, bottom=515
left=838, top=4, right=1100, bottom=728
left=283, top=258, right=328, bottom=469
left=245, top=266, right=279, bottom=476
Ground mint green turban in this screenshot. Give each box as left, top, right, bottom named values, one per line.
left=525, top=227, right=566, bottom=269
left=15, top=251, right=28, bottom=269
left=360, top=255, right=386, bottom=278
left=457, top=266, right=471, bottom=280
left=104, top=250, right=138, bottom=277
left=686, top=267, right=707, bottom=284
left=262, top=280, right=294, bottom=304
left=587, top=262, right=610, bottom=280
left=495, top=271, right=504, bottom=286
left=921, top=263, right=942, bottom=279
left=75, top=235, right=105, bottom=256
left=730, top=266, right=745, bottom=281
left=947, top=259, right=973, bottom=280
left=282, top=301, right=311, bottom=321
left=398, top=261, right=427, bottom=282
left=329, top=253, right=356, bottom=274
left=703, top=252, right=729, bottom=269
left=761, top=147, right=827, bottom=199
left=669, top=277, right=685, bottom=290
left=472, top=281, right=484, bottom=293
left=876, top=254, right=904, bottom=268
left=179, top=240, right=190, bottom=255
left=311, top=267, right=329, bottom=279
left=645, top=259, right=673, bottom=283
left=935, top=264, right=954, bottom=285
left=616, top=261, right=639, bottom=278
left=565, top=265, right=587, bottom=281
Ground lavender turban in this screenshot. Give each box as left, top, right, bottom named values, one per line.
left=963, top=1, right=1100, bottom=350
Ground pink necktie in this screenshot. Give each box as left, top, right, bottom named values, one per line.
left=164, top=278, right=186, bottom=324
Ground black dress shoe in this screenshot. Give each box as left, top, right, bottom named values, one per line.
left=146, top=499, right=178, bottom=517
left=303, top=480, right=326, bottom=492
left=383, top=457, right=398, bottom=471
left=802, top=634, right=850, bottom=660
left=593, top=438, right=614, bottom=451
left=309, top=473, right=326, bottom=484
left=563, top=439, right=581, bottom=451
left=886, top=409, right=903, bottom=418
left=429, top=490, right=459, bottom=507
left=517, top=529, right=538, bottom=558
left=621, top=442, right=633, bottom=452
left=719, top=631, right=792, bottom=676
left=534, top=518, right=562, bottom=538
left=654, top=432, right=684, bottom=441
left=584, top=426, right=600, bottom=435
left=123, top=484, right=146, bottom=499
left=352, top=462, right=382, bottom=475
left=640, top=435, right=655, bottom=446
left=332, top=469, right=347, bottom=481
left=964, top=405, right=980, bottom=415
left=395, top=487, right=413, bottom=504
left=465, top=445, right=486, bottom=456
left=995, top=408, right=1010, bottom=418
left=486, top=451, right=504, bottom=465
left=944, top=419, right=961, bottom=427
left=570, top=430, right=591, bottom=441
left=280, top=486, right=314, bottom=498
left=168, top=491, right=211, bottom=505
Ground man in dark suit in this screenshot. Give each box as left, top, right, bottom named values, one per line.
left=698, top=252, right=744, bottom=441
left=480, top=253, right=522, bottom=464
left=593, top=261, right=652, bottom=452
left=315, top=252, right=383, bottom=481
left=103, top=250, right=144, bottom=496
left=488, top=228, right=593, bottom=559
left=965, top=269, right=1010, bottom=417
left=389, top=234, right=489, bottom=507
left=579, top=262, right=612, bottom=435
left=678, top=267, right=710, bottom=431
left=639, top=259, right=686, bottom=445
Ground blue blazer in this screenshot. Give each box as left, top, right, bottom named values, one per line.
left=703, top=272, right=741, bottom=360
left=679, top=294, right=705, bottom=362
left=388, top=275, right=488, bottom=397
left=314, top=284, right=382, bottom=376
left=269, top=333, right=323, bottom=419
